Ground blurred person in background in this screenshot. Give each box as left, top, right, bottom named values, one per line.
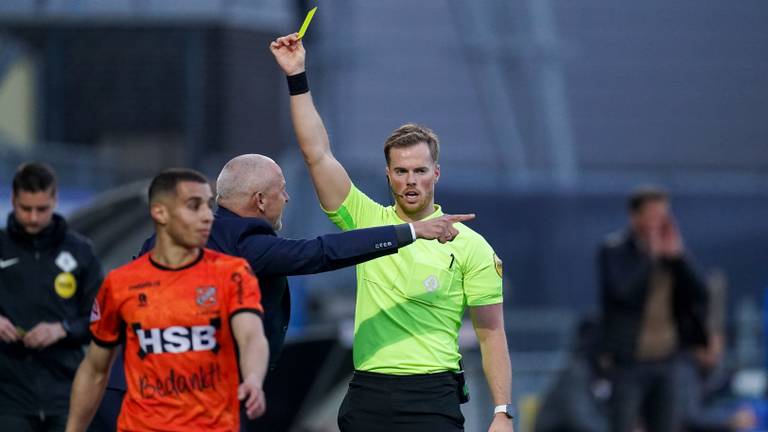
left=91, top=154, right=470, bottom=431
left=271, top=33, right=514, bottom=432
left=66, top=168, right=269, bottom=431
left=535, top=316, right=610, bottom=432
left=0, top=162, right=103, bottom=431
left=677, top=269, right=758, bottom=432
left=598, top=186, right=709, bottom=432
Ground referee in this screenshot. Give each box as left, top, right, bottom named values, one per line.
left=271, top=33, right=515, bottom=432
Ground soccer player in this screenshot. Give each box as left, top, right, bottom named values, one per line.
left=271, top=34, right=515, bottom=432
left=65, top=169, right=268, bottom=432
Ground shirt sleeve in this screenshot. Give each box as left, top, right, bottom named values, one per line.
left=463, top=237, right=504, bottom=307
left=65, top=248, right=104, bottom=344
left=226, top=259, right=263, bottom=318
left=89, top=274, right=124, bottom=347
left=239, top=226, right=407, bottom=277
left=324, top=183, right=388, bottom=231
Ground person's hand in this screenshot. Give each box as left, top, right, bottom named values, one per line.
left=488, top=414, right=514, bottom=432
left=644, top=221, right=664, bottom=258
left=730, top=407, right=757, bottom=430
left=658, top=215, right=683, bottom=258
left=23, top=322, right=66, bottom=349
left=0, top=314, right=19, bottom=343
left=269, top=33, right=306, bottom=76
left=412, top=213, right=475, bottom=244
left=238, top=375, right=266, bottom=419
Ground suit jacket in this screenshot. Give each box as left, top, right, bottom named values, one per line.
left=598, top=230, right=709, bottom=363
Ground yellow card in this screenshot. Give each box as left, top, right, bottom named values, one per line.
left=297, top=6, right=318, bottom=39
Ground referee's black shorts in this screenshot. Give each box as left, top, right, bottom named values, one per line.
left=338, top=370, right=465, bottom=432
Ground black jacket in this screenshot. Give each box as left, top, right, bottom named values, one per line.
left=598, top=230, right=709, bottom=363
left=0, top=213, right=103, bottom=416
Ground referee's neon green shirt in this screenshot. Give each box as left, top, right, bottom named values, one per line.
left=325, top=184, right=504, bottom=374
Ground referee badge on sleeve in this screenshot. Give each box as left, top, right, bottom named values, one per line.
left=493, top=254, right=503, bottom=277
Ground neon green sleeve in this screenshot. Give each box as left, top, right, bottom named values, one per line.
left=323, top=183, right=388, bottom=231
left=463, top=236, right=504, bottom=306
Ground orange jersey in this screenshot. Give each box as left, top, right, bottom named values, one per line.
left=90, top=249, right=263, bottom=432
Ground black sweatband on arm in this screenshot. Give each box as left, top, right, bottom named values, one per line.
left=287, top=71, right=309, bottom=95
left=395, top=224, right=415, bottom=247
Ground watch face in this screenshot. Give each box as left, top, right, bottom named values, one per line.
left=504, top=404, right=515, bottom=419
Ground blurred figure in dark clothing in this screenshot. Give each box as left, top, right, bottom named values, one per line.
left=598, top=186, right=709, bottom=432
left=678, top=269, right=757, bottom=432
left=535, top=316, right=610, bottom=432
left=0, top=163, right=103, bottom=432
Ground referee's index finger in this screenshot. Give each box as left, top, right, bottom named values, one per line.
left=444, top=213, right=475, bottom=222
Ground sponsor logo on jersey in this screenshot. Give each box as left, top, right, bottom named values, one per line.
left=133, top=319, right=221, bottom=358
left=139, top=362, right=223, bottom=399
left=129, top=280, right=160, bottom=290
left=0, top=257, right=19, bottom=269
left=231, top=272, right=244, bottom=305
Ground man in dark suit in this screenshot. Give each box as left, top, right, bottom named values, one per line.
left=598, top=187, right=708, bottom=432
left=90, top=154, right=471, bottom=431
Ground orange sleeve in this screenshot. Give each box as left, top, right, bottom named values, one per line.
left=89, top=274, right=123, bottom=346
left=227, top=259, right=263, bottom=317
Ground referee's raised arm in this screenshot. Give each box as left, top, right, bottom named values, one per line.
left=270, top=33, right=351, bottom=212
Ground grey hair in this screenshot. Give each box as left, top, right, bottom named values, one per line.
left=216, top=154, right=278, bottom=205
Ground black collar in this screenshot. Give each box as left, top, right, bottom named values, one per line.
left=6, top=212, right=67, bottom=250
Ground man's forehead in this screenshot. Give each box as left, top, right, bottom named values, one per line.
left=175, top=181, right=212, bottom=198
left=13, top=189, right=56, bottom=203
left=388, top=143, right=434, bottom=164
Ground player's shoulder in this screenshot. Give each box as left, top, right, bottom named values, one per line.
left=601, top=229, right=630, bottom=250
left=455, top=222, right=489, bottom=245
left=214, top=213, right=273, bottom=233
left=344, top=183, right=385, bottom=209
left=103, top=254, right=153, bottom=288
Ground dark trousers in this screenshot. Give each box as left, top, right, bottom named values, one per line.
left=88, top=387, right=124, bottom=432
left=0, top=413, right=67, bottom=432
left=610, top=357, right=680, bottom=432
left=338, top=370, right=465, bottom=432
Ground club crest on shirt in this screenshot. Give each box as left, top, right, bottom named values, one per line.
left=423, top=275, right=440, bottom=293
left=90, top=301, right=101, bottom=322
left=196, top=286, right=218, bottom=307
left=55, top=251, right=78, bottom=273
left=493, top=254, right=503, bottom=277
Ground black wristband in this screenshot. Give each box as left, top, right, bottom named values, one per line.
left=287, top=71, right=309, bottom=96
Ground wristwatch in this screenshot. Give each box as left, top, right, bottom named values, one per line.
left=493, top=404, right=515, bottom=419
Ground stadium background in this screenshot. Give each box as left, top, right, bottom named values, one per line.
left=1, top=1, right=768, bottom=430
